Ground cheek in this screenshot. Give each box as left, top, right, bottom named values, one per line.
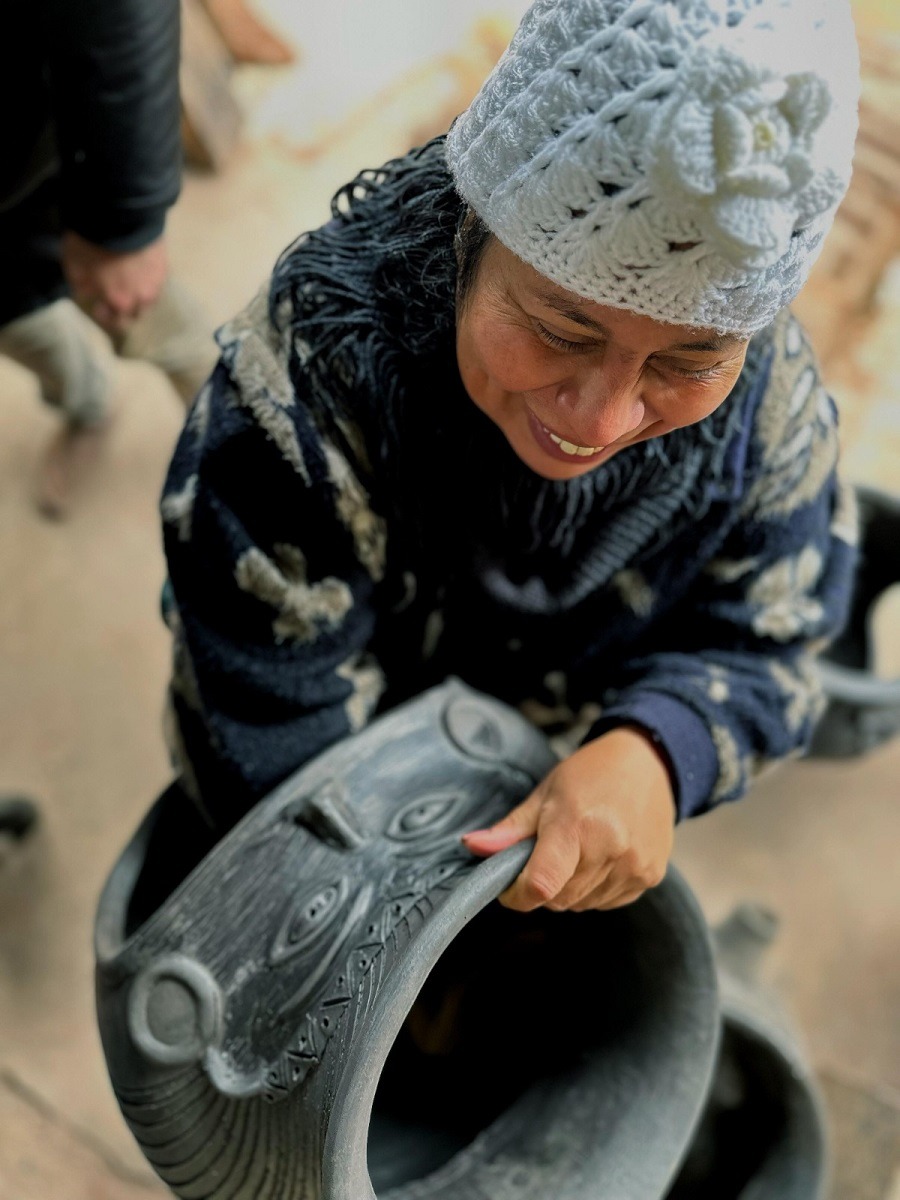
left=651, top=372, right=742, bottom=429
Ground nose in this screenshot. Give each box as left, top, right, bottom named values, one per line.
left=553, top=363, right=646, bottom=447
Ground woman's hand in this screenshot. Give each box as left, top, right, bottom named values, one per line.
left=462, top=726, right=676, bottom=911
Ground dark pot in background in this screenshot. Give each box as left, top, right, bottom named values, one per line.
left=812, top=485, right=900, bottom=758
left=669, top=904, right=828, bottom=1200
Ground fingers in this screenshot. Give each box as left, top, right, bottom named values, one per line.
left=501, top=842, right=664, bottom=915
left=462, top=790, right=543, bottom=857
left=569, top=864, right=654, bottom=912
left=473, top=795, right=629, bottom=913
left=499, top=823, right=582, bottom=912
left=463, top=731, right=674, bottom=915
left=92, top=300, right=130, bottom=333
left=63, top=232, right=169, bottom=333
left=572, top=882, right=645, bottom=911
left=80, top=291, right=152, bottom=334
left=501, top=803, right=625, bottom=912
left=546, top=859, right=614, bottom=911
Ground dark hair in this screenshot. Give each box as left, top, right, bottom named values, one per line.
left=454, top=207, right=493, bottom=308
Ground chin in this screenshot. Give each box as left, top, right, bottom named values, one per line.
left=511, top=441, right=599, bottom=482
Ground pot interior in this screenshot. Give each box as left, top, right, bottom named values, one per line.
left=368, top=898, right=665, bottom=1194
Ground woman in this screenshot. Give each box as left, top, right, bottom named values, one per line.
left=161, top=0, right=860, bottom=914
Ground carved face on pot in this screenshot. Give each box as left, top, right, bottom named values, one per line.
left=232, top=694, right=551, bottom=1095
left=103, top=685, right=554, bottom=1100
left=96, top=683, right=720, bottom=1200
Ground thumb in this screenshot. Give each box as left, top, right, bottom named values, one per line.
left=462, top=791, right=542, bottom=857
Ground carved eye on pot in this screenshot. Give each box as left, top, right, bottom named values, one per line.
left=386, top=793, right=466, bottom=842
left=270, top=877, right=350, bottom=965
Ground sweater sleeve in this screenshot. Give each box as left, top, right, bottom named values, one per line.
left=160, top=290, right=387, bottom=830
left=43, top=0, right=182, bottom=250
left=585, top=315, right=858, bottom=821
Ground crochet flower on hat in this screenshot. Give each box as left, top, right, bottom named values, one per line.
left=447, top=0, right=859, bottom=333
left=653, top=46, right=835, bottom=268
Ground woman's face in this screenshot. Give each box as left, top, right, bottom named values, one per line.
left=455, top=238, right=750, bottom=481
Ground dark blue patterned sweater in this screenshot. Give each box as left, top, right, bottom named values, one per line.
left=161, top=140, right=857, bottom=833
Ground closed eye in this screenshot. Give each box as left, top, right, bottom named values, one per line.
left=534, top=321, right=596, bottom=354
left=655, top=359, right=726, bottom=380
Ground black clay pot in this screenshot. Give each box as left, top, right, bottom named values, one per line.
left=812, top=485, right=900, bottom=758
left=96, top=681, right=720, bottom=1199
left=669, top=905, right=828, bottom=1200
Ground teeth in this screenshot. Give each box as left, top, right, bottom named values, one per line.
left=547, top=430, right=604, bottom=457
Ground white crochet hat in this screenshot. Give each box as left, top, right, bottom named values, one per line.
left=446, top=0, right=860, bottom=335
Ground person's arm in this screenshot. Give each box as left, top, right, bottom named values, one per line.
left=43, top=0, right=181, bottom=251
left=161, top=295, right=387, bottom=832
left=42, top=0, right=182, bottom=326
left=466, top=315, right=858, bottom=909
left=582, top=475, right=857, bottom=823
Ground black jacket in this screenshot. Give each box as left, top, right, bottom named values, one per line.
left=2, top=0, right=182, bottom=251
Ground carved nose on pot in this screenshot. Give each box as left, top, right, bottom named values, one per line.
left=127, top=954, right=223, bottom=1067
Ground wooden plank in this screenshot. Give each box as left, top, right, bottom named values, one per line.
left=815, top=214, right=900, bottom=312
left=799, top=33, right=900, bottom=365
left=201, top=0, right=295, bottom=65
left=852, top=143, right=900, bottom=202
left=180, top=0, right=243, bottom=172
left=858, top=99, right=900, bottom=155
left=859, top=33, right=900, bottom=84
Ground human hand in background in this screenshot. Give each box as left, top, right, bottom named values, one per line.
left=462, top=726, right=676, bottom=911
left=62, top=231, right=168, bottom=333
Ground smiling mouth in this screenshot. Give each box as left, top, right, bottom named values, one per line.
left=532, top=414, right=606, bottom=458
left=542, top=426, right=606, bottom=457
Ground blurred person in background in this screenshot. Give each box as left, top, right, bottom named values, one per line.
left=0, top=0, right=216, bottom=518
left=160, top=0, right=860, bottom=917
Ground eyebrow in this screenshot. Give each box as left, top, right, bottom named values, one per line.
left=531, top=287, right=738, bottom=353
